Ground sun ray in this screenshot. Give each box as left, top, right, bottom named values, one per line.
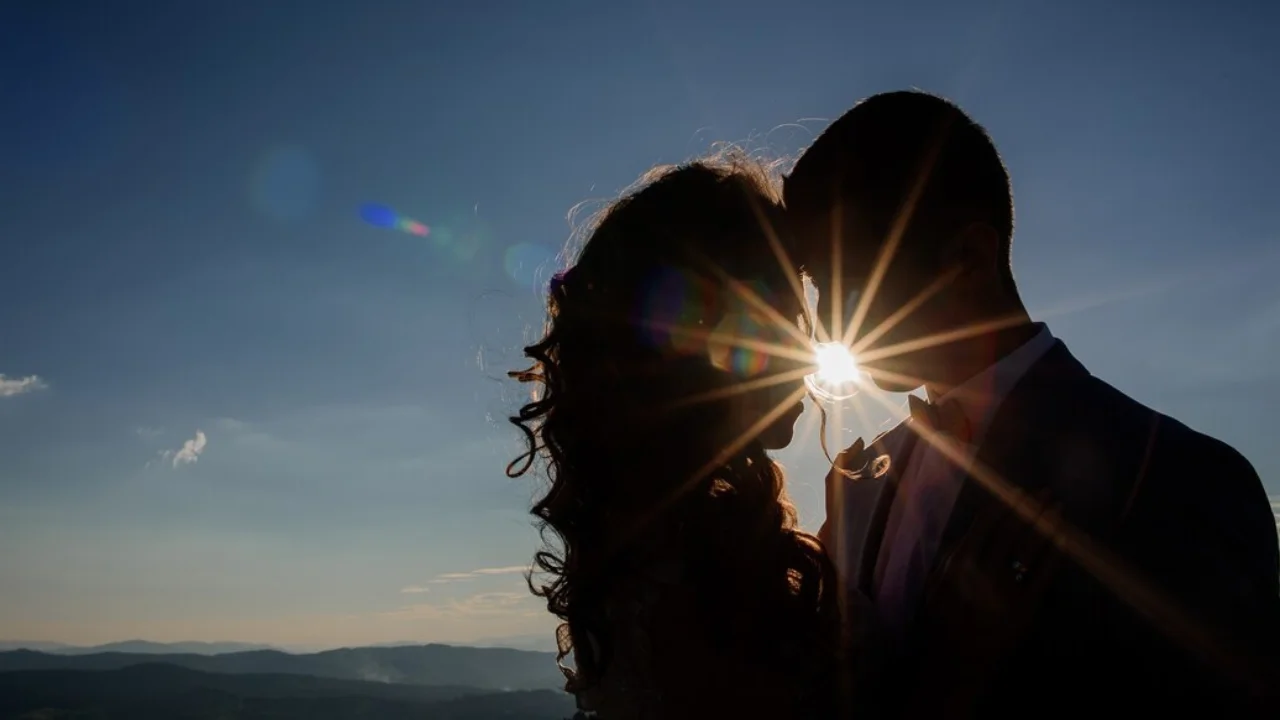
left=689, top=384, right=810, bottom=485
left=849, top=389, right=1251, bottom=685
left=646, top=320, right=815, bottom=366
left=833, top=398, right=846, bottom=466
left=830, top=199, right=844, bottom=351
left=794, top=395, right=823, bottom=445
left=723, top=275, right=819, bottom=350
left=846, top=390, right=876, bottom=439
left=608, top=384, right=812, bottom=558
left=745, top=195, right=831, bottom=344
left=842, top=122, right=949, bottom=350
left=1032, top=278, right=1180, bottom=320
left=859, top=363, right=1007, bottom=413
left=828, top=397, right=847, bottom=546
left=692, top=256, right=817, bottom=352
left=848, top=266, right=961, bottom=351
left=857, top=365, right=935, bottom=392
left=856, top=312, right=1029, bottom=366
left=670, top=366, right=813, bottom=409
left=705, top=325, right=813, bottom=365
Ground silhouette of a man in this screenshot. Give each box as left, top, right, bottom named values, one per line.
left=784, top=90, right=1278, bottom=716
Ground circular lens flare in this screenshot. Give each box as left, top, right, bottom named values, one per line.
left=805, top=341, right=862, bottom=402
left=707, top=313, right=771, bottom=378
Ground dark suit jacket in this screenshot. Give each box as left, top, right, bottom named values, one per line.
left=841, top=340, right=1278, bottom=717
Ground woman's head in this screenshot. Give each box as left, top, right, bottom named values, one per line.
left=509, top=151, right=837, bottom=697
left=536, top=152, right=807, bottom=455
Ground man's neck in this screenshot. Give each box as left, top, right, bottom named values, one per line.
left=924, top=311, right=1038, bottom=399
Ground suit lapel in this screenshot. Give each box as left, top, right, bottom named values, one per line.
left=929, top=341, right=1090, bottom=584
left=853, top=426, right=921, bottom=595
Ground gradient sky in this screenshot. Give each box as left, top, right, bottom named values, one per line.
left=2, top=0, right=1277, bottom=650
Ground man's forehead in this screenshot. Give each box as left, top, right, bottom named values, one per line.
left=795, top=241, right=875, bottom=286
left=785, top=199, right=878, bottom=247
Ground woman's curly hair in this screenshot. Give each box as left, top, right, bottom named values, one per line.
left=508, top=151, right=843, bottom=713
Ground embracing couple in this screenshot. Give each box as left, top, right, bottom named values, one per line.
left=508, top=91, right=1279, bottom=718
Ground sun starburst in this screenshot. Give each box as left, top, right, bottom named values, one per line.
left=803, top=341, right=863, bottom=402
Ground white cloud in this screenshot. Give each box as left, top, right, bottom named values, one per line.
left=464, top=591, right=530, bottom=609
left=134, top=426, right=164, bottom=440
left=399, top=586, right=432, bottom=595
left=172, top=430, right=208, bottom=467
left=148, top=430, right=208, bottom=469
left=426, top=565, right=528, bottom=584
left=0, top=374, right=46, bottom=397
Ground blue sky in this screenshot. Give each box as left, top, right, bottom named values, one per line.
left=1, top=0, right=1277, bottom=649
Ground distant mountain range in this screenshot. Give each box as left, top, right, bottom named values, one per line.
left=0, top=635, right=561, bottom=654
left=0, top=643, right=564, bottom=690
left=471, top=632, right=560, bottom=653
left=0, top=664, right=574, bottom=719
left=0, top=640, right=275, bottom=655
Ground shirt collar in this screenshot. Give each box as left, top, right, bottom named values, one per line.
left=928, top=323, right=1055, bottom=437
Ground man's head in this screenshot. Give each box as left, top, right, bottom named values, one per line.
left=783, top=90, right=1022, bottom=392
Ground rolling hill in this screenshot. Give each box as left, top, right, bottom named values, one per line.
left=0, top=644, right=564, bottom=690
left=0, top=664, right=575, bottom=719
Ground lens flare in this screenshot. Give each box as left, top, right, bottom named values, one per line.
left=359, top=203, right=430, bottom=238
left=805, top=341, right=862, bottom=402
left=707, top=313, right=771, bottom=378
left=642, top=267, right=719, bottom=354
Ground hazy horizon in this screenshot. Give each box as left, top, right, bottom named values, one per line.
left=2, top=0, right=1277, bottom=648
left=0, top=636, right=557, bottom=654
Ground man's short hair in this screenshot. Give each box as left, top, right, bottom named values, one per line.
left=784, top=90, right=1015, bottom=283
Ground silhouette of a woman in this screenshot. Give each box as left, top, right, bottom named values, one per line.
left=509, top=151, right=845, bottom=719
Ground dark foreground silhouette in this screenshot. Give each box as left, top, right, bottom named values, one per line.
left=0, top=664, right=574, bottom=720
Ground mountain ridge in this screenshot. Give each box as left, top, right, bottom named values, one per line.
left=0, top=664, right=574, bottom=719
left=0, top=640, right=276, bottom=655
left=0, top=643, right=564, bottom=690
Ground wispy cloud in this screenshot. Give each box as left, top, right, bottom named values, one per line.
left=213, top=417, right=248, bottom=432
left=426, top=565, right=528, bottom=584
left=0, top=374, right=46, bottom=397
left=149, top=430, right=209, bottom=469
left=392, top=567, right=535, bottom=623
left=382, top=591, right=537, bottom=620
left=134, top=426, right=164, bottom=440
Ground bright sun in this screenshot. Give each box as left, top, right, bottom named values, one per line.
left=814, top=342, right=862, bottom=385
left=803, top=338, right=865, bottom=399
left=805, top=341, right=863, bottom=402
